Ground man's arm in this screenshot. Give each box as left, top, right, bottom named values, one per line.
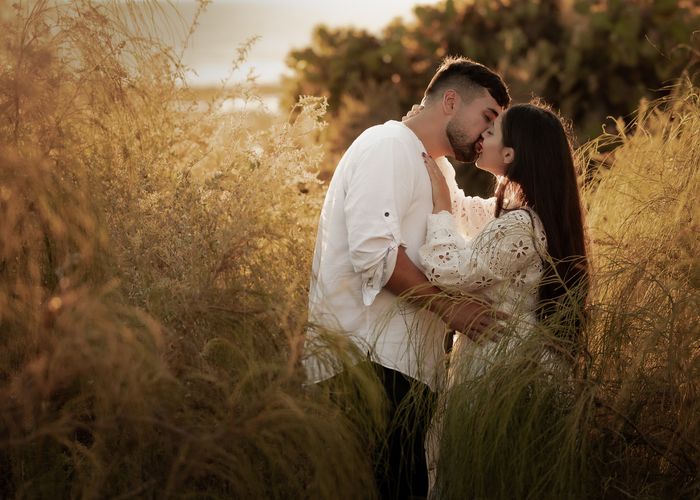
left=384, top=247, right=495, bottom=337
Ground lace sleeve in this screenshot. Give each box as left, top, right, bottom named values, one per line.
left=418, top=210, right=545, bottom=292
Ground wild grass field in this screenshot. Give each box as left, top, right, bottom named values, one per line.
left=0, top=1, right=697, bottom=498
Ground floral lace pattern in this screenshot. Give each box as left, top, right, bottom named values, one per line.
left=418, top=208, right=547, bottom=301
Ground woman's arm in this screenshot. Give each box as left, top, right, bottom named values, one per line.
left=384, top=246, right=499, bottom=335
left=419, top=208, right=541, bottom=292
left=421, top=154, right=542, bottom=292
left=428, top=155, right=496, bottom=237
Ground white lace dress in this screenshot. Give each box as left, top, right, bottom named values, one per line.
left=418, top=190, right=548, bottom=497
left=419, top=205, right=547, bottom=355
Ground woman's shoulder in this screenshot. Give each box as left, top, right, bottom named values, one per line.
left=500, top=207, right=541, bottom=224
left=484, top=207, right=531, bottom=228
left=482, top=207, right=547, bottom=248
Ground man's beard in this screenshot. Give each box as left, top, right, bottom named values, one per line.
left=446, top=120, right=478, bottom=162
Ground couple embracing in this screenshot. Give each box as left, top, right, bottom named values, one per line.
left=304, top=56, right=589, bottom=499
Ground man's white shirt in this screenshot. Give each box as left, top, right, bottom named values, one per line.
left=304, top=120, right=454, bottom=390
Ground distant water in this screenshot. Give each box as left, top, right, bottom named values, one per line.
left=218, top=95, right=282, bottom=114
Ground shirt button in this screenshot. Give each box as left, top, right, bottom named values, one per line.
left=384, top=212, right=390, bottom=217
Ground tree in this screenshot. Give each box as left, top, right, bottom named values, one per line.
left=284, top=0, right=700, bottom=192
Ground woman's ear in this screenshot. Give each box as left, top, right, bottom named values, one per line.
left=502, top=146, right=515, bottom=165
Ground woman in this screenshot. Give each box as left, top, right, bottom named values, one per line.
left=419, top=101, right=589, bottom=497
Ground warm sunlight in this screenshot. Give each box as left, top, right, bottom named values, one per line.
left=1, top=0, right=698, bottom=498
left=168, top=0, right=444, bottom=85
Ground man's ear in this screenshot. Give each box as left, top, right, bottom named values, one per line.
left=441, top=89, right=459, bottom=116
left=503, top=146, right=515, bottom=165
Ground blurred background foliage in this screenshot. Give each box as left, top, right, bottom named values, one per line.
left=283, top=0, right=700, bottom=189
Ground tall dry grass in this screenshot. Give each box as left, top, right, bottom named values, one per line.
left=433, top=83, right=699, bottom=499
left=581, top=82, right=699, bottom=498
left=0, top=1, right=380, bottom=498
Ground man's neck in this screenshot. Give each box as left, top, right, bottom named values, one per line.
left=403, top=110, right=453, bottom=158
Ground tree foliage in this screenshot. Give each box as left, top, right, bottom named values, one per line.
left=284, top=0, right=700, bottom=183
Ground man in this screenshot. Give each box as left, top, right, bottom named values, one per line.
left=305, top=57, right=510, bottom=499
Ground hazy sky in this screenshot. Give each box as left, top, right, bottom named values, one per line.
left=164, top=0, right=442, bottom=86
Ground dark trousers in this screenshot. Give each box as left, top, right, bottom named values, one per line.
left=371, top=363, right=436, bottom=500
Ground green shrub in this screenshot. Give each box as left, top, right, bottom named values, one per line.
left=284, top=0, right=700, bottom=182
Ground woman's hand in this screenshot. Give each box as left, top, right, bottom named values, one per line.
left=422, top=152, right=452, bottom=214
left=401, top=104, right=424, bottom=122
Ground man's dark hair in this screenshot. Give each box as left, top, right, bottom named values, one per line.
left=424, top=56, right=510, bottom=108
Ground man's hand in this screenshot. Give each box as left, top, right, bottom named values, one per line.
left=439, top=296, right=504, bottom=342
left=385, top=247, right=504, bottom=341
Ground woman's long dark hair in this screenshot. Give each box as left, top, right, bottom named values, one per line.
left=495, top=102, right=589, bottom=345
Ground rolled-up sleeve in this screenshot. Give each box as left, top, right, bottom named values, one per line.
left=344, top=137, right=414, bottom=305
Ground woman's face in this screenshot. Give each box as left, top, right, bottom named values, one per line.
left=475, top=112, right=513, bottom=176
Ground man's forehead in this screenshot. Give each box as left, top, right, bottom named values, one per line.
left=483, top=97, right=503, bottom=116
left=472, top=90, right=502, bottom=116
left=486, top=105, right=501, bottom=117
